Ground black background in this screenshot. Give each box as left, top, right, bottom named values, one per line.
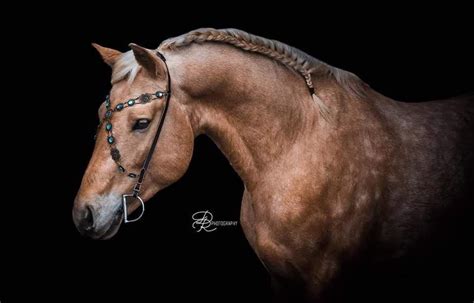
left=3, top=4, right=473, bottom=302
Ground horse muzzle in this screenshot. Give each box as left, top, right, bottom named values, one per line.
left=72, top=197, right=124, bottom=240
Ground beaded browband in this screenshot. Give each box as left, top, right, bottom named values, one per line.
left=100, top=90, right=169, bottom=179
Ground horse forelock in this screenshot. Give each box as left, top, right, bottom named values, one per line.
left=111, top=50, right=141, bottom=84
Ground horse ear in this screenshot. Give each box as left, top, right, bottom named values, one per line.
left=92, top=43, right=122, bottom=67
left=129, top=43, right=166, bottom=79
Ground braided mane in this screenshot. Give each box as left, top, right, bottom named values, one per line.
left=114, top=28, right=366, bottom=120
left=159, top=28, right=364, bottom=120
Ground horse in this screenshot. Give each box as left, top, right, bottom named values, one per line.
left=73, top=28, right=474, bottom=302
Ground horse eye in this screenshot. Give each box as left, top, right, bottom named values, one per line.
left=133, top=119, right=150, bottom=130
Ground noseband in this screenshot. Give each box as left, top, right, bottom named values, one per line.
left=98, top=51, right=171, bottom=223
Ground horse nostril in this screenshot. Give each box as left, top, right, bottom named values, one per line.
left=82, top=206, right=95, bottom=231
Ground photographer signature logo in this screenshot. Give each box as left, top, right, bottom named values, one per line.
left=192, top=210, right=238, bottom=232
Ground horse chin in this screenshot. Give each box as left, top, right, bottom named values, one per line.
left=93, top=211, right=123, bottom=240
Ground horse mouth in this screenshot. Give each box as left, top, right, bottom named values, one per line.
left=93, top=210, right=123, bottom=240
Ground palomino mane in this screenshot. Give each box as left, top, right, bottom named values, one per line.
left=112, top=28, right=365, bottom=118
left=160, top=28, right=362, bottom=93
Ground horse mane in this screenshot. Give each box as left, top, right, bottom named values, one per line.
left=113, top=28, right=366, bottom=119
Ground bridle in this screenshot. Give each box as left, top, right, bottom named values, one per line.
left=97, top=51, right=171, bottom=223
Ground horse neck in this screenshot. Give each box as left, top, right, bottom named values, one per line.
left=167, top=45, right=338, bottom=189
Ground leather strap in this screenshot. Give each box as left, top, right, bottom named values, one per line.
left=132, top=51, right=171, bottom=197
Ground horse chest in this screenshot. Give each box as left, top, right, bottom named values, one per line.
left=240, top=173, right=378, bottom=283
left=240, top=187, right=327, bottom=277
